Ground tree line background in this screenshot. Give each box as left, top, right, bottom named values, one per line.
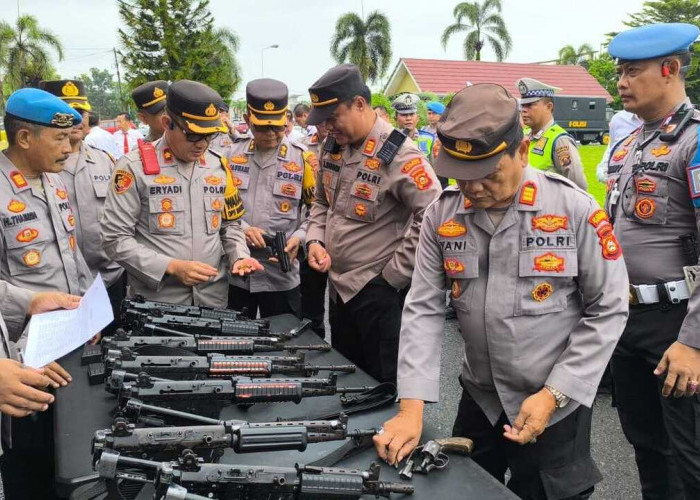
left=0, top=0, right=698, bottom=121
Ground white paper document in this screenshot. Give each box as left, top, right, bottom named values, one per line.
left=23, top=274, right=113, bottom=368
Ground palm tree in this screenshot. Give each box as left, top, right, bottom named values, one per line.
left=330, top=11, right=392, bottom=84
left=441, top=0, right=512, bottom=61
left=209, top=27, right=242, bottom=96
left=557, top=44, right=595, bottom=65
left=0, top=15, right=64, bottom=93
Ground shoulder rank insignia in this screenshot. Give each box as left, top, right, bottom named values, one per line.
left=531, top=282, right=553, bottom=302
left=377, top=129, right=407, bottom=165
left=519, top=181, right=537, bottom=206
left=363, top=138, right=377, bottom=156
left=612, top=148, right=628, bottom=162
left=437, top=219, right=467, bottom=238
left=463, top=197, right=473, bottom=209
left=9, top=170, right=28, bottom=190
left=533, top=253, right=565, bottom=272
left=531, top=215, right=568, bottom=232
left=278, top=144, right=288, bottom=159
left=162, top=148, right=175, bottom=164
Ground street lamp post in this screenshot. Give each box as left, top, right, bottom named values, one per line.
left=261, top=44, right=279, bottom=77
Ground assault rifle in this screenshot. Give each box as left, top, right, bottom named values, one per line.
left=121, top=296, right=258, bottom=322
left=127, top=312, right=272, bottom=337
left=92, top=413, right=376, bottom=460
left=95, top=450, right=414, bottom=499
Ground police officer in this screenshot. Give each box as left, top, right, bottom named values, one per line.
left=391, top=93, right=436, bottom=162
left=39, top=80, right=125, bottom=331
left=224, top=79, right=316, bottom=317
left=0, top=88, right=92, bottom=335
left=606, top=23, right=700, bottom=499
left=374, top=83, right=629, bottom=499
left=305, top=64, right=441, bottom=383
left=518, top=78, right=588, bottom=190
left=0, top=281, right=78, bottom=500
left=132, top=80, right=169, bottom=142
left=422, top=101, right=445, bottom=135
left=101, top=80, right=262, bottom=307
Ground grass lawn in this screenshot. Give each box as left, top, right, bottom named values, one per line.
left=579, top=144, right=607, bottom=206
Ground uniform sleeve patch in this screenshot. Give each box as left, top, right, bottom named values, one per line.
left=555, top=145, right=572, bottom=166
left=401, top=157, right=433, bottom=191
left=587, top=209, right=609, bottom=228
left=113, top=170, right=135, bottom=194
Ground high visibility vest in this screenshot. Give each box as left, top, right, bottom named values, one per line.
left=528, top=123, right=570, bottom=170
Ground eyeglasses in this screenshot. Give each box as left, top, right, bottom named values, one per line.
left=171, top=118, right=217, bottom=143
left=252, top=124, right=286, bottom=133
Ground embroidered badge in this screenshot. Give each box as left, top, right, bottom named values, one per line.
left=455, top=140, right=473, bottom=154
left=555, top=146, right=571, bottom=166
left=444, top=258, right=465, bottom=275
left=198, top=154, right=207, bottom=166
left=233, top=175, right=243, bottom=187
left=9, top=171, right=27, bottom=189
left=212, top=199, right=224, bottom=211
left=153, top=174, right=176, bottom=184
left=211, top=214, right=220, bottom=230
left=531, top=215, right=568, bottom=232
left=531, top=282, right=554, bottom=302
left=157, top=213, right=175, bottom=229
left=533, top=253, right=565, bottom=272
left=451, top=280, right=462, bottom=299
left=161, top=198, right=173, bottom=212
left=248, top=140, right=256, bottom=152
left=284, top=162, right=302, bottom=173
left=279, top=144, right=288, bottom=158
left=401, top=158, right=423, bottom=174
left=56, top=189, right=67, bottom=200
left=281, top=184, right=297, bottom=197
left=651, top=144, right=671, bottom=157
left=231, top=155, right=248, bottom=164
left=437, top=219, right=467, bottom=238
left=22, top=249, right=41, bottom=267
left=622, top=134, right=636, bottom=147
left=612, top=148, right=628, bottom=162
left=16, top=228, right=38, bottom=243
left=365, top=158, right=381, bottom=170
left=330, top=153, right=342, bottom=161
left=463, top=197, right=473, bottom=209
left=363, top=139, right=377, bottom=156
left=600, top=232, right=622, bottom=260
left=280, top=201, right=292, bottom=213
left=7, top=199, right=25, bottom=213
left=354, top=203, right=367, bottom=217
left=410, top=166, right=433, bottom=191
left=163, top=149, right=174, bottom=164
left=635, top=178, right=656, bottom=193
left=354, top=183, right=373, bottom=200
left=204, top=175, right=222, bottom=185
left=113, top=170, right=134, bottom=194
left=587, top=209, right=609, bottom=229
left=519, top=181, right=537, bottom=206
left=635, top=198, right=656, bottom=219
left=69, top=235, right=76, bottom=251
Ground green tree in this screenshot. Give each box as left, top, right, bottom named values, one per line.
left=330, top=11, right=392, bottom=84
left=0, top=14, right=63, bottom=98
left=440, top=0, right=512, bottom=61
left=587, top=54, right=622, bottom=109
left=77, top=68, right=126, bottom=119
left=117, top=0, right=241, bottom=100
left=557, top=44, right=595, bottom=66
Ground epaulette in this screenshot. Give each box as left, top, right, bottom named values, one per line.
left=137, top=139, right=160, bottom=175
left=543, top=171, right=594, bottom=200
left=377, top=129, right=408, bottom=165
left=85, top=144, right=116, bottom=164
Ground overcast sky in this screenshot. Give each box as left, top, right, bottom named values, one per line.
left=4, top=0, right=647, bottom=98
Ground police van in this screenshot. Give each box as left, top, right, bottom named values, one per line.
left=554, top=96, right=612, bottom=145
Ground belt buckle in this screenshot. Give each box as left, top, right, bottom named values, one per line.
left=629, top=286, right=640, bottom=305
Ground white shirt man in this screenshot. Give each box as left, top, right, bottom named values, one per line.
left=112, top=112, right=144, bottom=158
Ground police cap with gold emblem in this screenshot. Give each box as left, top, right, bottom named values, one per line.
left=132, top=80, right=169, bottom=114
left=166, top=80, right=227, bottom=134
left=516, top=77, right=561, bottom=104
left=246, top=78, right=288, bottom=127
left=307, top=64, right=369, bottom=126
left=38, top=79, right=91, bottom=111
left=435, top=83, right=520, bottom=181
left=6, top=88, right=82, bottom=129
left=391, top=93, right=420, bottom=115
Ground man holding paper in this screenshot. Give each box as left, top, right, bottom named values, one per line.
left=0, top=280, right=78, bottom=499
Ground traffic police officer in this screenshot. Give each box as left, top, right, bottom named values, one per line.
left=132, top=80, right=169, bottom=142
left=374, top=84, right=629, bottom=499
left=606, top=23, right=700, bottom=499
left=305, top=64, right=441, bottom=383
left=40, top=80, right=125, bottom=330
left=101, top=80, right=262, bottom=307
left=391, top=93, right=436, bottom=162
left=0, top=88, right=92, bottom=335
left=518, top=78, right=588, bottom=190
left=225, top=79, right=316, bottom=317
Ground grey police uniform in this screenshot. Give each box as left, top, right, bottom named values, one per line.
left=100, top=137, right=249, bottom=307
left=0, top=155, right=92, bottom=337
left=226, top=135, right=316, bottom=293
left=605, top=98, right=700, bottom=496
left=59, top=143, right=124, bottom=287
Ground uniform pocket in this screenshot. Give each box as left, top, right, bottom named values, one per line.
left=273, top=180, right=302, bottom=201
left=514, top=249, right=578, bottom=316
left=6, top=242, right=48, bottom=276
left=203, top=196, right=224, bottom=235
left=344, top=195, right=375, bottom=223
left=148, top=195, right=184, bottom=235
left=447, top=254, right=479, bottom=313
left=93, top=182, right=108, bottom=199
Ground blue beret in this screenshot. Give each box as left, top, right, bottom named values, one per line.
left=5, top=88, right=82, bottom=129
left=609, top=23, right=700, bottom=61
left=427, top=101, right=445, bottom=114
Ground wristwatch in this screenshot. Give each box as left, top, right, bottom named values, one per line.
left=545, top=385, right=570, bottom=409
left=306, top=239, right=325, bottom=252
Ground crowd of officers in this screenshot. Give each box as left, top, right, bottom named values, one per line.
left=0, top=21, right=698, bottom=500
